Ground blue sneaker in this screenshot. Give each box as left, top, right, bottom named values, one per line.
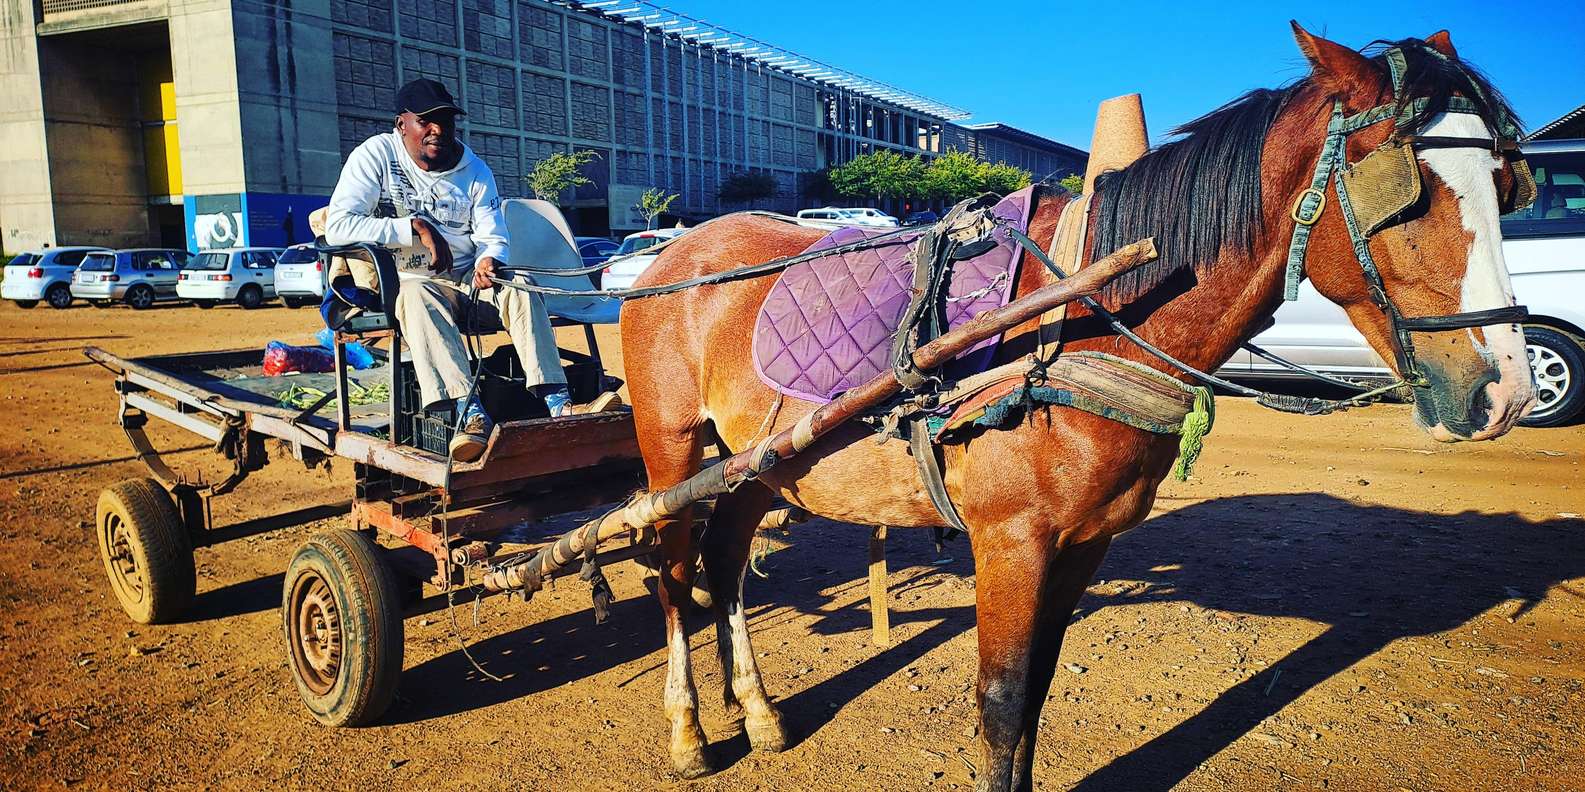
left=448, top=397, right=492, bottom=462
left=543, top=386, right=572, bottom=418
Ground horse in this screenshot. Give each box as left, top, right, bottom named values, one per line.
left=618, top=23, right=1534, bottom=791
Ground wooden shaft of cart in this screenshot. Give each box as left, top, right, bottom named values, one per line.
left=479, top=237, right=1158, bottom=594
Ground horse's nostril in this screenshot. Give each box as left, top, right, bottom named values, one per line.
left=1467, top=383, right=1494, bottom=430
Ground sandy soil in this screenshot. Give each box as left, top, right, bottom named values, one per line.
left=0, top=298, right=1581, bottom=791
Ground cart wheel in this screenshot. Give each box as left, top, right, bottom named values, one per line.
left=95, top=478, right=195, bottom=624
left=283, top=529, right=404, bottom=727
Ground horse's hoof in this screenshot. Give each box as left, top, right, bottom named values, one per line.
left=746, top=713, right=791, bottom=753
left=671, top=730, right=714, bottom=779
left=671, top=750, right=714, bottom=779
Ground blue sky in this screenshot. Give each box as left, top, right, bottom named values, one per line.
left=672, top=0, right=1584, bottom=149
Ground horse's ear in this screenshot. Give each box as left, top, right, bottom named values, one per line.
left=1290, top=21, right=1377, bottom=99
left=1425, top=30, right=1458, bottom=59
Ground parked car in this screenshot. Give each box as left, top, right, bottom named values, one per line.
left=795, top=207, right=900, bottom=228
left=602, top=228, right=689, bottom=291
left=575, top=236, right=620, bottom=270
left=1217, top=138, right=1585, bottom=428
left=272, top=244, right=324, bottom=308
left=2, top=246, right=106, bottom=309
left=70, top=248, right=190, bottom=309
left=178, top=247, right=285, bottom=309
left=904, top=209, right=941, bottom=226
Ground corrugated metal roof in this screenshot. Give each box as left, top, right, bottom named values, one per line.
left=1526, top=103, right=1585, bottom=141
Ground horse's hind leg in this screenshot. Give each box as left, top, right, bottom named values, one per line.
left=973, top=534, right=1112, bottom=792
left=700, top=483, right=789, bottom=752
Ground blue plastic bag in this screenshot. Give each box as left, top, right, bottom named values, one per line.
left=315, top=327, right=376, bottom=370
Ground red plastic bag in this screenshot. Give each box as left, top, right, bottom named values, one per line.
left=262, top=340, right=335, bottom=376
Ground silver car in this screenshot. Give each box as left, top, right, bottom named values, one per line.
left=71, top=249, right=191, bottom=309
left=177, top=247, right=284, bottom=309
left=272, top=244, right=324, bottom=309
left=2, top=246, right=106, bottom=309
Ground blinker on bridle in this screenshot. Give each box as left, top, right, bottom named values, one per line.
left=1283, top=46, right=1536, bottom=389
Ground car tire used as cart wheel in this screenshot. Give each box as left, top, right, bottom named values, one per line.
left=46, top=283, right=73, bottom=309
left=283, top=529, right=404, bottom=727
left=237, top=285, right=264, bottom=310
left=125, top=284, right=156, bottom=310
left=96, top=478, right=195, bottom=624
left=1519, top=325, right=1585, bottom=428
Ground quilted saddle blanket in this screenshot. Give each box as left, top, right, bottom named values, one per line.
left=752, top=187, right=1035, bottom=403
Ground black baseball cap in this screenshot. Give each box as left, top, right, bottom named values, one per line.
left=396, top=78, right=465, bottom=117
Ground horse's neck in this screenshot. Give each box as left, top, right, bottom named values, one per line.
left=1042, top=111, right=1321, bottom=376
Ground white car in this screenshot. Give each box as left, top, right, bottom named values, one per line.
left=1218, top=139, right=1585, bottom=427
left=602, top=228, right=689, bottom=291
left=272, top=244, right=324, bottom=308
left=3, top=246, right=107, bottom=309
left=796, top=207, right=900, bottom=228
left=177, top=247, right=285, bottom=309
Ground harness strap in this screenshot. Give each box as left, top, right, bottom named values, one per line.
left=1036, top=195, right=1094, bottom=360
left=1284, top=101, right=1347, bottom=300
left=1399, top=304, right=1528, bottom=331
left=909, top=414, right=970, bottom=534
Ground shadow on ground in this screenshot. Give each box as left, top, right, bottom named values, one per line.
left=187, top=492, right=1582, bottom=787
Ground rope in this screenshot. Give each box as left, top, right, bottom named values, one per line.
left=435, top=281, right=505, bottom=684
left=1000, top=222, right=1413, bottom=416
left=489, top=222, right=920, bottom=301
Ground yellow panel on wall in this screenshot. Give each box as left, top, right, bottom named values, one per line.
left=143, top=122, right=183, bottom=197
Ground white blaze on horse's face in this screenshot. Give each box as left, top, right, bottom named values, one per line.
left=1416, top=112, right=1536, bottom=439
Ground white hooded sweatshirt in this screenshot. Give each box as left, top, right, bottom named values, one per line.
left=325, top=131, right=509, bottom=283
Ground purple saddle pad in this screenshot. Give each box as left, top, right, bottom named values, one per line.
left=753, top=187, right=1035, bottom=403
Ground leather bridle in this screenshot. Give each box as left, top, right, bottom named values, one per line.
left=1283, top=46, right=1533, bottom=388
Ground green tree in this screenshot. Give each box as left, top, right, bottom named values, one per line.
left=829, top=150, right=924, bottom=199
left=637, top=188, right=679, bottom=230
left=982, top=162, right=1033, bottom=195
left=525, top=149, right=599, bottom=202
left=719, top=171, right=779, bottom=205
left=1058, top=173, right=1085, bottom=196
left=921, top=150, right=986, bottom=202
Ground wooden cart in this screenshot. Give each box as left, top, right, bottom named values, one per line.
left=85, top=242, right=653, bottom=727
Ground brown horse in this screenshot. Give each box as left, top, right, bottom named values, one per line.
left=619, top=24, right=1533, bottom=790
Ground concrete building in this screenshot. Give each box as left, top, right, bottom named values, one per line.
left=1, top=0, right=1086, bottom=251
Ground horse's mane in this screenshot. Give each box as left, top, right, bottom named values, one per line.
left=1086, top=38, right=1520, bottom=306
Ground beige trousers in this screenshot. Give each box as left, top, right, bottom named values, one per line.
left=394, top=276, right=567, bottom=409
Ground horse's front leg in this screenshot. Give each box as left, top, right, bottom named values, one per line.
left=973, top=532, right=1113, bottom=792
left=700, top=483, right=789, bottom=752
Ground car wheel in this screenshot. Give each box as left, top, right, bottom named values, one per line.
left=125, top=284, right=156, bottom=310
left=13, top=300, right=37, bottom=309
left=284, top=296, right=305, bottom=309
left=193, top=300, right=215, bottom=309
left=1519, top=326, right=1585, bottom=428
left=237, top=285, right=263, bottom=310
left=46, top=283, right=73, bottom=309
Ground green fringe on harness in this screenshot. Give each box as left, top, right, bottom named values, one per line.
left=954, top=373, right=1216, bottom=482
left=1171, top=386, right=1214, bottom=482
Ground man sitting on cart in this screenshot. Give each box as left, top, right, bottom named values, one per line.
left=325, top=78, right=570, bottom=462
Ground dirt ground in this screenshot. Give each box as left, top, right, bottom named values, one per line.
left=0, top=298, right=1581, bottom=792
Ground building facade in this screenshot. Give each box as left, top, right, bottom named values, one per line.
left=1, top=0, right=1086, bottom=251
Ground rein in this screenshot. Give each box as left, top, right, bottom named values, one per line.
left=489, top=212, right=918, bottom=299
left=1001, top=223, right=1405, bottom=415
